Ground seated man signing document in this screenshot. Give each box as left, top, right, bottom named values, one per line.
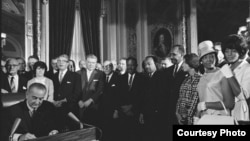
left=1, top=83, right=59, bottom=141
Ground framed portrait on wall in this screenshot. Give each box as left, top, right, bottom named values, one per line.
left=151, top=24, right=174, bottom=58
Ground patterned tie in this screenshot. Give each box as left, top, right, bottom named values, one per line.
left=10, top=76, right=16, bottom=93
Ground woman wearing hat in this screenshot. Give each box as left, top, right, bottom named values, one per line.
left=195, top=40, right=235, bottom=121
left=221, top=34, right=250, bottom=121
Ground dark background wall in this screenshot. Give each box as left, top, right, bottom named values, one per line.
left=197, top=0, right=249, bottom=43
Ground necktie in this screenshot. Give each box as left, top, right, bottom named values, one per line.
left=128, top=74, right=133, bottom=90
left=10, top=77, right=16, bottom=93
left=59, top=72, right=63, bottom=83
left=30, top=109, right=36, bottom=117
left=106, top=76, right=109, bottom=83
left=173, top=65, right=178, bottom=77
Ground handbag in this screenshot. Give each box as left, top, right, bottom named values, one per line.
left=195, top=101, right=238, bottom=125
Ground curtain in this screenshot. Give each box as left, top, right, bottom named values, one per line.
left=79, top=0, right=101, bottom=60
left=49, top=0, right=76, bottom=59
left=70, top=9, right=86, bottom=71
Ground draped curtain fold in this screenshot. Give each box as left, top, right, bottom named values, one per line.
left=70, top=9, right=86, bottom=71
left=79, top=0, right=101, bottom=60
left=49, top=0, right=76, bottom=59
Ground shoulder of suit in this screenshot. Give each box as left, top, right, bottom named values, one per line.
left=36, top=101, right=56, bottom=112
left=7, top=100, right=26, bottom=111
left=41, top=100, right=55, bottom=108
left=19, top=74, right=28, bottom=81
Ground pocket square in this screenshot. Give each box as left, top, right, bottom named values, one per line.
left=111, top=84, right=116, bottom=87
left=66, top=81, right=71, bottom=84
left=23, top=86, right=27, bottom=90
left=93, top=79, right=99, bottom=82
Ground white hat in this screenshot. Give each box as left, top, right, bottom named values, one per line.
left=198, top=40, right=216, bottom=60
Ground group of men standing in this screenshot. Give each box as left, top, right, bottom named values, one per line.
left=96, top=44, right=187, bottom=141
left=1, top=44, right=187, bottom=141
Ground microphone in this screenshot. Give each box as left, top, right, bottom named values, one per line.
left=9, top=118, right=21, bottom=141
left=68, top=112, right=83, bottom=129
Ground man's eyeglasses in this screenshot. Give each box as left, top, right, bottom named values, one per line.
left=103, top=64, right=112, bottom=69
left=57, top=60, right=68, bottom=63
left=6, top=64, right=19, bottom=67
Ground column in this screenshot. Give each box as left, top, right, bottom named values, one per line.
left=40, top=0, right=49, bottom=65
left=25, top=0, right=33, bottom=62
left=36, top=0, right=41, bottom=59
left=189, top=0, right=198, bottom=54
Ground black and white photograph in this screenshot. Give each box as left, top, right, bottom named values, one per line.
left=1, top=0, right=250, bottom=141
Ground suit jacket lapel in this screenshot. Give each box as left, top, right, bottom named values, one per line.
left=88, top=70, right=97, bottom=83
left=18, top=75, right=22, bottom=92
left=130, top=72, right=138, bottom=90
left=80, top=69, right=88, bottom=89
left=61, top=71, right=69, bottom=84
left=108, top=73, right=115, bottom=86
left=5, top=75, right=11, bottom=92
left=125, top=73, right=130, bottom=89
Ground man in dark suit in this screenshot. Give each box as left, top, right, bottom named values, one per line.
left=46, top=57, right=58, bottom=80
left=23, top=56, right=39, bottom=81
left=117, top=57, right=145, bottom=141
left=167, top=45, right=188, bottom=125
left=140, top=55, right=172, bottom=141
left=52, top=54, right=82, bottom=130
left=16, top=57, right=27, bottom=77
left=1, top=58, right=27, bottom=94
left=99, top=60, right=120, bottom=141
left=78, top=54, right=104, bottom=127
left=1, top=83, right=59, bottom=141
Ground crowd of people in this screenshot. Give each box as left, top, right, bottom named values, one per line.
left=1, top=34, right=250, bottom=141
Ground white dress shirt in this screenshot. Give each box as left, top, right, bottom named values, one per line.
left=87, top=69, right=94, bottom=81
left=58, top=69, right=68, bottom=82
left=128, top=73, right=135, bottom=85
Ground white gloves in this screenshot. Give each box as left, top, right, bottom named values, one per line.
left=197, top=102, right=207, bottom=112
left=193, top=117, right=200, bottom=125
left=220, top=64, right=233, bottom=78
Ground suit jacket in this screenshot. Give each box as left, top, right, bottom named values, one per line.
left=78, top=68, right=104, bottom=106
left=1, top=100, right=58, bottom=140
left=142, top=70, right=171, bottom=116
left=100, top=72, right=120, bottom=118
left=167, top=64, right=188, bottom=101
left=23, top=71, right=34, bottom=81
left=142, top=70, right=173, bottom=141
left=165, top=64, right=188, bottom=124
left=53, top=70, right=82, bottom=113
left=118, top=72, right=146, bottom=116
left=45, top=69, right=58, bottom=80
left=1, top=74, right=28, bottom=93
